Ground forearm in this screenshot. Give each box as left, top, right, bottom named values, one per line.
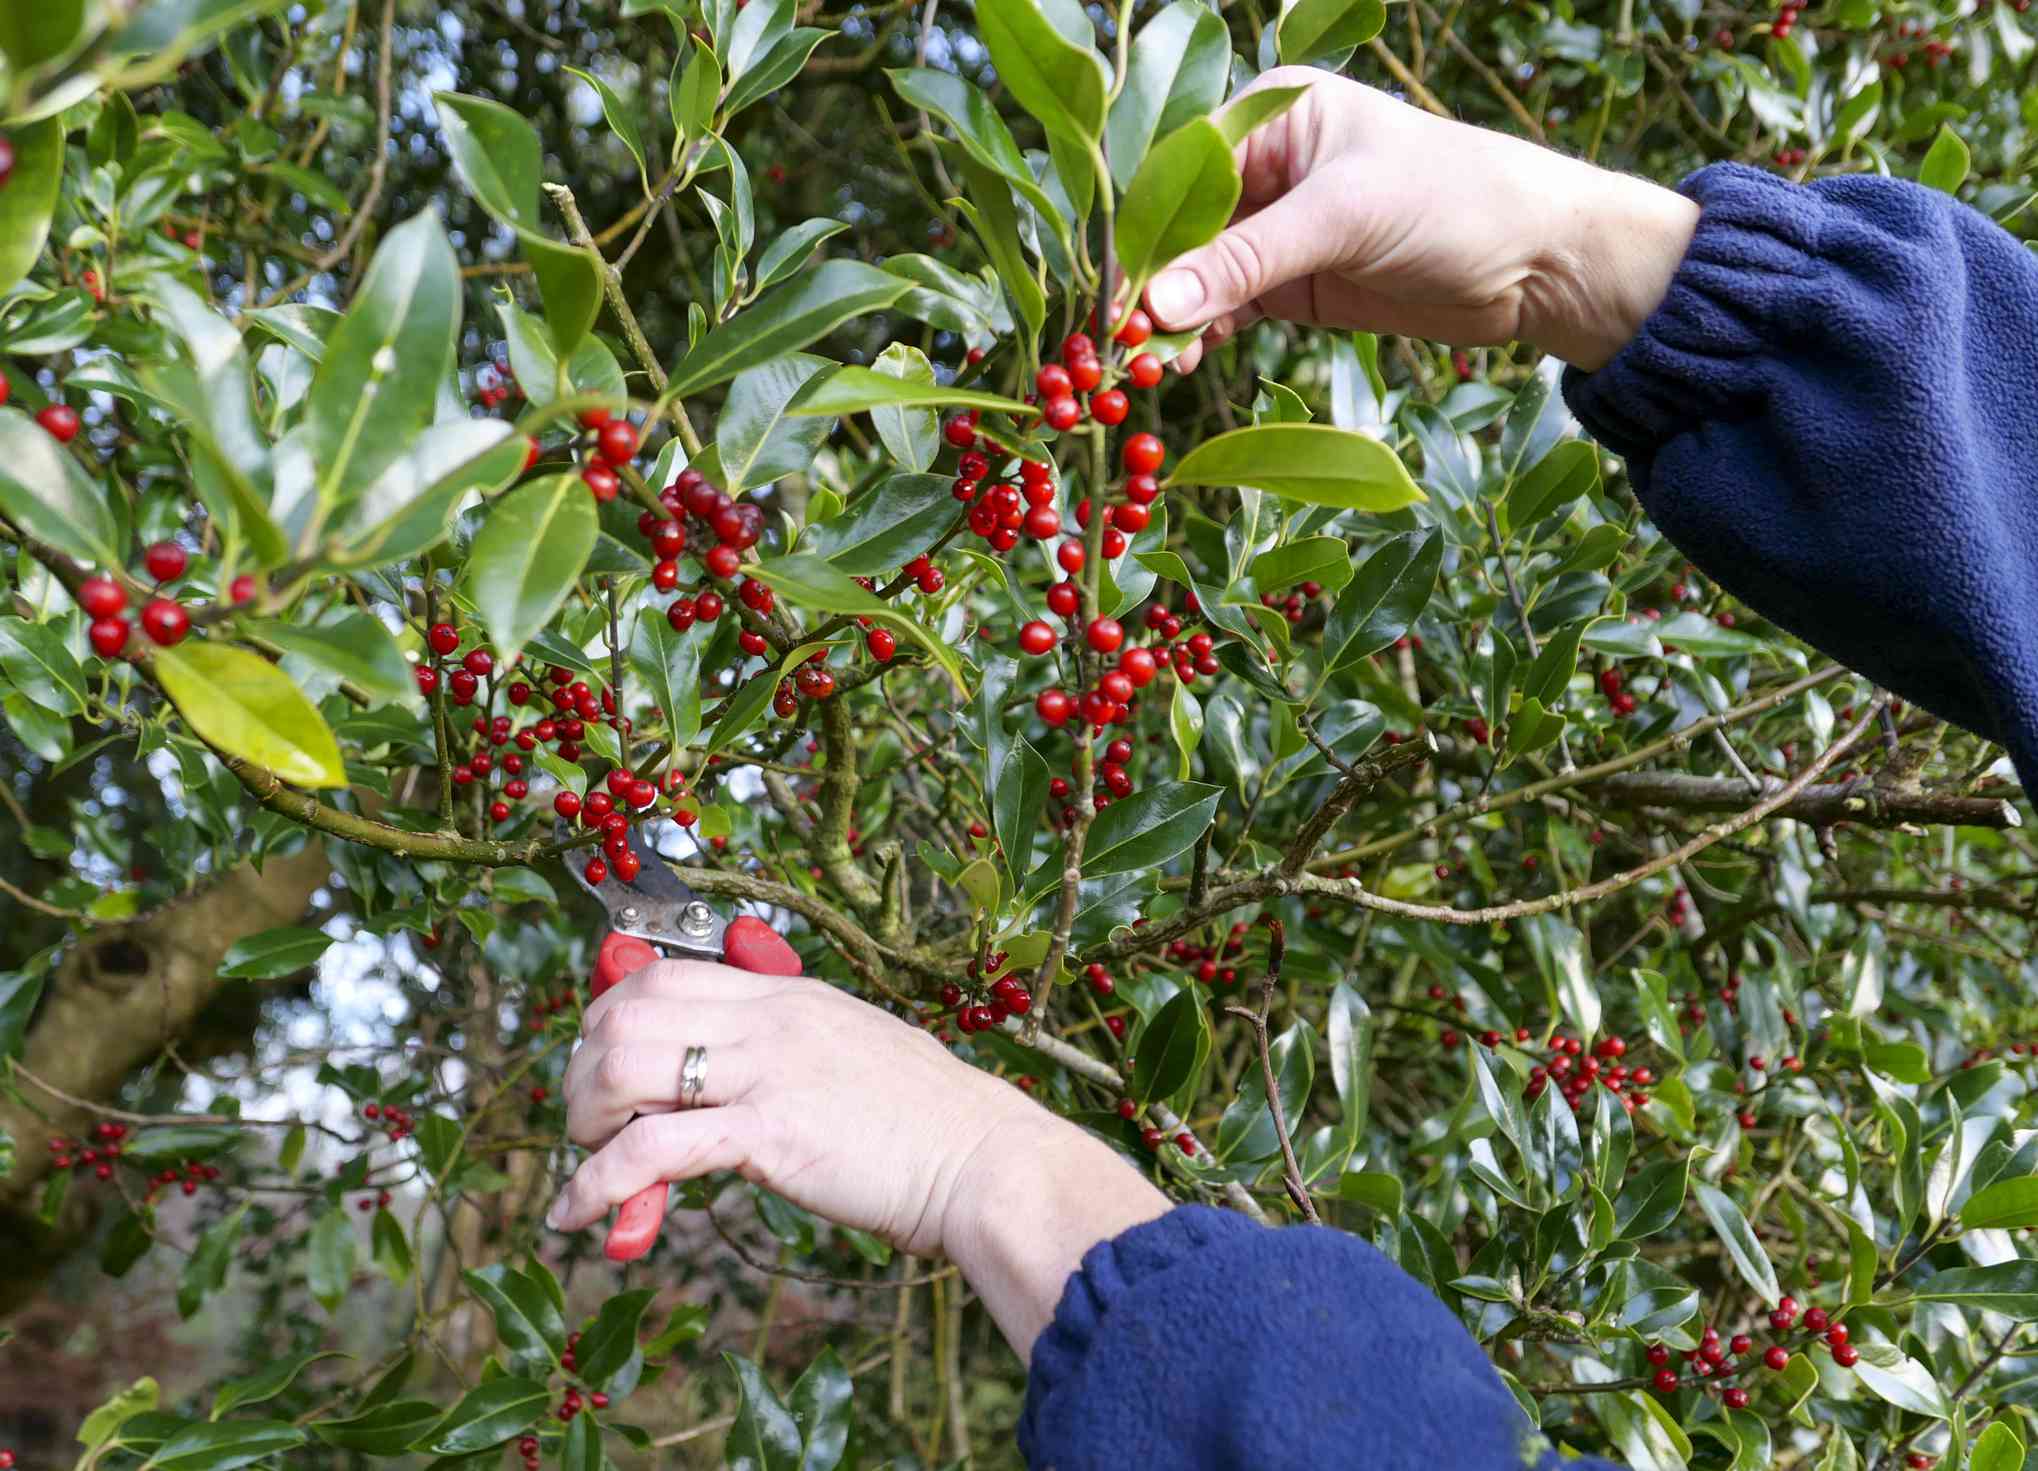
left=1520, top=155, right=1700, bottom=372
left=945, top=1113, right=1170, bottom=1361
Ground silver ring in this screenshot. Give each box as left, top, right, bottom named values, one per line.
left=679, top=1045, right=708, bottom=1109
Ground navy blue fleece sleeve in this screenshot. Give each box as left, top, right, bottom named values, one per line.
left=1564, top=162, right=2038, bottom=792
left=1018, top=1205, right=1619, bottom=1471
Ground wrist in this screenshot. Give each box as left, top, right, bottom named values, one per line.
left=1521, top=164, right=1700, bottom=372
left=943, top=1110, right=1171, bottom=1361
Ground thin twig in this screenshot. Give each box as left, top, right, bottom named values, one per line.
left=1222, top=921, right=1317, bottom=1223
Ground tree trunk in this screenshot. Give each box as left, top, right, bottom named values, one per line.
left=0, top=843, right=332, bottom=1313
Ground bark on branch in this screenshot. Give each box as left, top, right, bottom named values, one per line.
left=1582, top=772, right=2021, bottom=830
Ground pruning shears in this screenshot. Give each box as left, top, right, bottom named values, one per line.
left=565, top=820, right=802, bottom=1261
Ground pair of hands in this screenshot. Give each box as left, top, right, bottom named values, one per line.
left=547, top=68, right=1704, bottom=1359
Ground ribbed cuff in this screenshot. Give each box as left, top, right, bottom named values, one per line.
left=1562, top=163, right=1828, bottom=459
left=1016, top=1205, right=1255, bottom=1459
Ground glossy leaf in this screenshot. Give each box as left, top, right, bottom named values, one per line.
left=413, top=1378, right=550, bottom=1456
left=576, top=1286, right=657, bottom=1393
left=665, top=261, right=911, bottom=401
left=1249, top=536, right=1355, bottom=598
left=1108, top=1, right=1231, bottom=187
left=1167, top=424, right=1424, bottom=511
left=745, top=554, right=966, bottom=692
left=153, top=642, right=347, bottom=789
left=313, top=1401, right=442, bottom=1455
left=324, top=419, right=526, bottom=569
left=0, top=118, right=64, bottom=295
left=566, top=67, right=650, bottom=195
left=1506, top=439, right=1600, bottom=528
left=1214, top=84, right=1310, bottom=148
left=1321, top=530, right=1441, bottom=671
left=723, top=1353, right=802, bottom=1471
left=718, top=353, right=834, bottom=492
left=218, top=926, right=333, bottom=979
left=788, top=1347, right=854, bottom=1470
left=1132, top=986, right=1211, bottom=1103
left=798, top=473, right=958, bottom=574
left=433, top=92, right=602, bottom=356
left=974, top=0, right=1108, bottom=153
left=1080, top=782, right=1222, bottom=876
left=257, top=614, right=416, bottom=703
left=1276, top=0, right=1387, bottom=63
left=0, top=615, right=86, bottom=716
left=1115, top=117, right=1239, bottom=296
left=1695, top=1182, right=1780, bottom=1306
left=0, top=406, right=121, bottom=564
left=143, top=1420, right=306, bottom=1471
left=301, top=211, right=461, bottom=513
left=788, top=364, right=1036, bottom=422
left=305, top=1205, right=354, bottom=1312
left=866, top=343, right=941, bottom=472
left=888, top=69, right=1070, bottom=243
left=631, top=607, right=705, bottom=752
left=460, top=474, right=599, bottom=663
left=1920, top=122, right=1971, bottom=193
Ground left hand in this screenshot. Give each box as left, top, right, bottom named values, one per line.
left=545, top=956, right=1043, bottom=1258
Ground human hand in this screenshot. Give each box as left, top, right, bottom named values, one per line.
left=545, top=957, right=1170, bottom=1357
left=1146, top=69, right=1700, bottom=373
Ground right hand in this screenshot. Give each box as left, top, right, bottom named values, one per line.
left=1145, top=69, right=1700, bottom=374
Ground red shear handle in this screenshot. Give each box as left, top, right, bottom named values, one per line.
left=586, top=921, right=802, bottom=1261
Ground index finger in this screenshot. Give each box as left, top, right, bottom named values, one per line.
left=580, top=955, right=781, bottom=1037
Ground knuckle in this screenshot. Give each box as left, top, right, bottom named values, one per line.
left=615, top=1117, right=669, bottom=1175
left=593, top=1044, right=640, bottom=1095
left=1212, top=231, right=1270, bottom=300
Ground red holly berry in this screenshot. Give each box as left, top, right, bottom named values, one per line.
left=229, top=573, right=257, bottom=604
left=1762, top=1346, right=1789, bottom=1372
left=582, top=463, right=619, bottom=501
left=1056, top=542, right=1085, bottom=575
left=866, top=628, right=896, bottom=662
left=1127, top=353, right=1163, bottom=390
left=943, top=415, right=978, bottom=449
left=1035, top=688, right=1072, bottom=725
left=140, top=597, right=190, bottom=646
left=463, top=648, right=494, bottom=678
left=597, top=420, right=639, bottom=465
left=554, top=791, right=582, bottom=819
left=1089, top=389, right=1129, bottom=426
left=1067, top=356, right=1102, bottom=393
left=415, top=666, right=440, bottom=695
left=585, top=858, right=608, bottom=885
left=89, top=617, right=130, bottom=657
left=1122, top=433, right=1164, bottom=475
left=1024, top=505, right=1061, bottom=540
left=1114, top=309, right=1152, bottom=347
left=1833, top=1343, right=1860, bottom=1367
left=143, top=541, right=188, bottom=582
left=427, top=622, right=460, bottom=655
left=697, top=592, right=724, bottom=621
left=1043, top=395, right=1081, bottom=431
left=1046, top=581, right=1080, bottom=618
left=1019, top=620, right=1057, bottom=656
left=1652, top=1369, right=1679, bottom=1393
left=79, top=573, right=126, bottom=618
left=1036, top=364, right=1073, bottom=397
left=705, top=544, right=741, bottom=580
left=1086, top=618, right=1124, bottom=653
left=38, top=403, right=80, bottom=442
left=1723, top=1388, right=1749, bottom=1410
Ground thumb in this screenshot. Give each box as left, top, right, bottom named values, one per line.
left=1145, top=180, right=1339, bottom=331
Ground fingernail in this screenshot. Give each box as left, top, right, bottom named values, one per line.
left=545, top=1196, right=568, bottom=1231
left=1147, top=270, right=1205, bottom=328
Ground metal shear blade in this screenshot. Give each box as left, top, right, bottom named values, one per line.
left=560, top=818, right=727, bottom=961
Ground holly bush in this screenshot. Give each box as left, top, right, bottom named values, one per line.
left=1, top=0, right=2034, bottom=1467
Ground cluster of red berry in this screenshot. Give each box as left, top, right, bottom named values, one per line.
left=1030, top=312, right=1163, bottom=432
left=144, top=1158, right=226, bottom=1203
left=354, top=1189, right=394, bottom=1212
left=1523, top=1033, right=1656, bottom=1113
left=77, top=541, right=218, bottom=657
left=545, top=1330, right=610, bottom=1423
left=161, top=220, right=205, bottom=250
left=471, top=357, right=523, bottom=413
left=936, top=951, right=1034, bottom=1034
left=1597, top=665, right=1639, bottom=719
left=1646, top=1298, right=1860, bottom=1405
left=1772, top=146, right=1809, bottom=168
left=47, top=1121, right=132, bottom=1182
left=361, top=1101, right=417, bottom=1142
